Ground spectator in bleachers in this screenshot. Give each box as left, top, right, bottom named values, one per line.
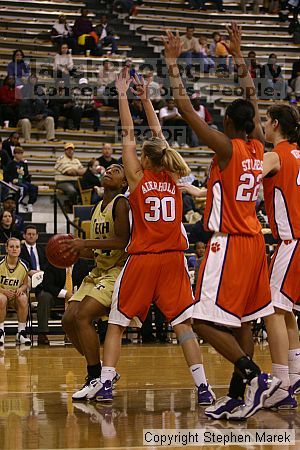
left=0, top=76, right=21, bottom=127
left=246, top=51, right=262, bottom=80
left=20, top=225, right=46, bottom=276
left=98, top=60, right=116, bottom=104
left=261, top=53, right=287, bottom=99
left=21, top=74, right=46, bottom=101
left=129, top=98, right=148, bottom=128
left=97, top=142, right=118, bottom=169
left=189, top=97, right=216, bottom=146
left=188, top=241, right=206, bottom=287
left=17, top=94, right=55, bottom=142
left=0, top=210, right=22, bottom=243
left=73, top=78, right=101, bottom=132
left=141, top=304, right=168, bottom=343
left=2, top=194, right=24, bottom=233
left=4, top=146, right=38, bottom=213
left=55, top=142, right=86, bottom=206
left=73, top=8, right=95, bottom=54
left=210, top=32, right=231, bottom=74
left=51, top=14, right=76, bottom=53
left=94, top=15, right=118, bottom=55
left=35, top=259, right=90, bottom=345
left=0, top=237, right=31, bottom=346
left=143, top=72, right=164, bottom=110
left=81, top=158, right=103, bottom=204
left=48, top=80, right=76, bottom=130
left=53, top=43, right=76, bottom=87
left=7, top=49, right=30, bottom=87
left=0, top=132, right=20, bottom=169
left=288, top=58, right=300, bottom=100
left=198, top=36, right=215, bottom=72
left=159, top=98, right=188, bottom=147
left=179, top=26, right=201, bottom=70
left=113, top=0, right=134, bottom=14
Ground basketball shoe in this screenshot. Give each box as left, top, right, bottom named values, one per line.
left=290, top=374, right=300, bottom=395
left=226, top=373, right=281, bottom=420
left=198, top=384, right=216, bottom=405
left=16, top=330, right=31, bottom=346
left=263, top=386, right=297, bottom=410
left=94, top=380, right=113, bottom=402
left=205, top=396, right=245, bottom=419
left=73, top=372, right=120, bottom=401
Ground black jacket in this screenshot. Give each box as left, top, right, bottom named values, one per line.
left=1, top=139, right=16, bottom=169
left=94, top=23, right=114, bottom=38
left=81, top=170, right=102, bottom=190
left=4, top=159, right=31, bottom=183
left=20, top=243, right=47, bottom=271
left=0, top=225, right=23, bottom=244
left=19, top=99, right=49, bottom=120
left=35, top=259, right=92, bottom=297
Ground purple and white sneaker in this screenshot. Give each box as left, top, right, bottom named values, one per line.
left=264, top=386, right=298, bottom=410
left=198, top=383, right=216, bottom=405
left=228, top=373, right=281, bottom=420
left=290, top=374, right=300, bottom=395
left=95, top=380, right=113, bottom=402
left=205, top=396, right=244, bottom=419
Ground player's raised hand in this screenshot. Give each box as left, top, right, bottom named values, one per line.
left=115, top=67, right=131, bottom=94
left=130, top=73, right=150, bottom=100
left=163, top=31, right=182, bottom=60
left=226, top=21, right=242, bottom=57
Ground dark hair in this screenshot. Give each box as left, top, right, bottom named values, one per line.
left=58, top=42, right=69, bottom=55
left=87, top=158, right=98, bottom=169
left=212, top=32, right=221, bottom=38
left=12, top=49, right=25, bottom=61
left=267, top=104, right=300, bottom=146
left=3, top=75, right=15, bottom=87
left=9, top=131, right=19, bottom=139
left=0, top=210, right=15, bottom=228
left=24, top=224, right=38, bottom=233
left=225, top=99, right=255, bottom=135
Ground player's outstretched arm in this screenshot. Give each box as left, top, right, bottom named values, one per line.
left=163, top=31, right=232, bottom=162
left=131, top=74, right=167, bottom=143
left=226, top=22, right=264, bottom=144
left=177, top=183, right=207, bottom=198
left=116, top=68, right=143, bottom=191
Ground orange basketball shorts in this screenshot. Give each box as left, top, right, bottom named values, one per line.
left=269, top=239, right=300, bottom=312
left=193, top=232, right=274, bottom=327
left=109, top=251, right=194, bottom=328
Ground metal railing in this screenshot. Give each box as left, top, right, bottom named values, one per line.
left=53, top=189, right=86, bottom=238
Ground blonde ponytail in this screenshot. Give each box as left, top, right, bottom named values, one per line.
left=142, top=137, right=190, bottom=177
left=161, top=146, right=191, bottom=178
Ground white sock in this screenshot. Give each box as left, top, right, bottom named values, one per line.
left=189, top=364, right=207, bottom=387
left=0, top=323, right=4, bottom=332
left=18, top=323, right=26, bottom=333
left=288, top=348, right=300, bottom=374
left=272, top=363, right=290, bottom=390
left=101, top=366, right=116, bottom=383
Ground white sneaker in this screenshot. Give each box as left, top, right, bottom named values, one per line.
left=181, top=143, right=189, bottom=149
left=0, top=329, right=4, bottom=347
left=16, top=330, right=31, bottom=346
left=18, top=204, right=27, bottom=213
left=172, top=141, right=180, bottom=148
left=27, top=204, right=33, bottom=213
left=263, top=387, right=297, bottom=410
left=72, top=377, right=102, bottom=401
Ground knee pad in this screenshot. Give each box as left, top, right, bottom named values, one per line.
left=177, top=330, right=197, bottom=345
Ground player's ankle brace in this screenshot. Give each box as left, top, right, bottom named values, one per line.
left=228, top=372, right=246, bottom=400
left=235, top=356, right=261, bottom=383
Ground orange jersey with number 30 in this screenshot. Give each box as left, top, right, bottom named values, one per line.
left=127, top=170, right=189, bottom=254
left=204, top=138, right=263, bottom=235
left=263, top=141, right=300, bottom=240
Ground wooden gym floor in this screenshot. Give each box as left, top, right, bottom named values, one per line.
left=0, top=341, right=299, bottom=450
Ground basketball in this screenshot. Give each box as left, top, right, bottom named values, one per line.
left=45, top=234, right=79, bottom=269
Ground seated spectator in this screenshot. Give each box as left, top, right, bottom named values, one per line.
left=129, top=97, right=148, bottom=128
left=73, top=78, right=101, bottom=131
left=288, top=58, right=300, bottom=100
left=98, top=60, right=116, bottom=104
left=2, top=194, right=24, bottom=232
left=35, top=259, right=91, bottom=345
left=51, top=14, right=76, bottom=53
left=18, top=95, right=55, bottom=142
left=53, top=43, right=76, bottom=87
left=0, top=76, right=21, bottom=127
left=4, top=146, right=38, bottom=213
left=0, top=210, right=22, bottom=244
left=81, top=158, right=103, bottom=204
left=94, top=15, right=118, bottom=55
left=261, top=53, right=287, bottom=99
left=159, top=98, right=188, bottom=147
left=198, top=36, right=215, bottom=72
left=20, top=225, right=46, bottom=276
left=54, top=142, right=86, bottom=207
left=143, top=72, right=164, bottom=110
left=7, top=49, right=30, bottom=87
left=48, top=80, right=76, bottom=130
left=246, top=51, right=262, bottom=80
left=179, top=26, right=201, bottom=71
left=0, top=132, right=20, bottom=169
left=113, top=0, right=134, bottom=14
left=73, top=8, right=95, bottom=54
left=0, top=237, right=31, bottom=346
left=210, top=32, right=231, bottom=74
left=188, top=241, right=206, bottom=288
left=20, top=74, right=46, bottom=101
left=97, top=142, right=118, bottom=169
left=190, top=97, right=216, bottom=146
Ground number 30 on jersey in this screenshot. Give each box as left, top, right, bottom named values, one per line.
left=144, top=196, right=176, bottom=222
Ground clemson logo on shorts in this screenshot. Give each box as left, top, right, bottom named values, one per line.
left=211, top=242, right=221, bottom=253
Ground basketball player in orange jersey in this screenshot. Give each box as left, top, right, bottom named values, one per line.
left=257, top=104, right=300, bottom=409
left=164, top=23, right=281, bottom=420
left=90, top=69, right=216, bottom=405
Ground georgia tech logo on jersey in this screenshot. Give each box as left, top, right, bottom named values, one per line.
left=96, top=283, right=105, bottom=290
left=211, top=242, right=221, bottom=253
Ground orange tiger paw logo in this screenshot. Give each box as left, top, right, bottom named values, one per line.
left=211, top=242, right=221, bottom=253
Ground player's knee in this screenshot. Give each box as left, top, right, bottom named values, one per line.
left=62, top=308, right=76, bottom=330
left=0, top=295, right=7, bottom=307
left=16, top=293, right=28, bottom=307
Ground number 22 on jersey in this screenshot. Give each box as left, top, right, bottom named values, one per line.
left=236, top=173, right=262, bottom=202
